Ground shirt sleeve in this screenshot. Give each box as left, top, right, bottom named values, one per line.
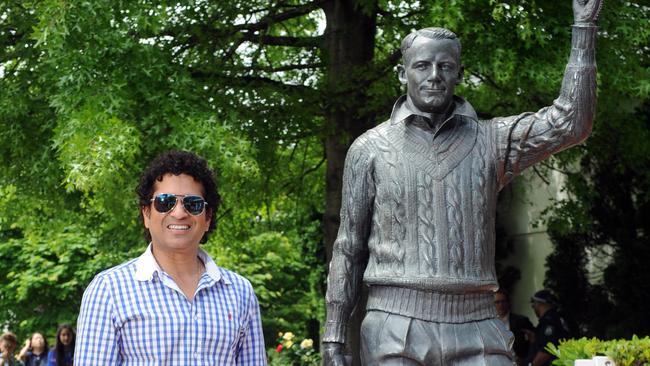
left=536, top=322, right=560, bottom=355
left=235, top=284, right=267, bottom=366
left=494, top=25, right=597, bottom=189
left=74, top=275, right=122, bottom=365
left=323, top=136, right=375, bottom=343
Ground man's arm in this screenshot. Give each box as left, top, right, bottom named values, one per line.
left=496, top=0, right=602, bottom=188
left=75, top=276, right=121, bottom=365
left=530, top=351, right=553, bottom=366
left=323, top=138, right=375, bottom=365
left=236, top=285, right=267, bottom=366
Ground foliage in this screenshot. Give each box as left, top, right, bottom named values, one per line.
left=547, top=336, right=650, bottom=366
left=268, top=331, right=321, bottom=366
left=210, top=223, right=325, bottom=344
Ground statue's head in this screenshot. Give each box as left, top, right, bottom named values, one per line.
left=398, top=27, right=464, bottom=114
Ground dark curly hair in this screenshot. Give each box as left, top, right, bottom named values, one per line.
left=136, top=150, right=220, bottom=244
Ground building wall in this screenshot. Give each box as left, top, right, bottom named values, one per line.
left=497, top=169, right=567, bottom=324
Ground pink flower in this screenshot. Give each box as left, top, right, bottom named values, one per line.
left=276, top=344, right=283, bottom=353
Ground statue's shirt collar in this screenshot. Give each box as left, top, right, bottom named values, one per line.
left=382, top=95, right=480, bottom=180
left=389, top=95, right=478, bottom=127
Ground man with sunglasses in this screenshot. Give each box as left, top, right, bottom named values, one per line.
left=75, top=150, right=267, bottom=365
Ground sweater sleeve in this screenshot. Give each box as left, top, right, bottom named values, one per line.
left=323, top=136, right=375, bottom=344
left=495, top=25, right=597, bottom=189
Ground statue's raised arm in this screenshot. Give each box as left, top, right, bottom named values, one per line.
left=494, top=0, right=601, bottom=184
left=574, top=0, right=603, bottom=25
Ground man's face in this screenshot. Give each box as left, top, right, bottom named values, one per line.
left=398, top=37, right=463, bottom=114
left=531, top=301, right=543, bottom=318
left=142, top=173, right=211, bottom=254
left=495, top=293, right=510, bottom=317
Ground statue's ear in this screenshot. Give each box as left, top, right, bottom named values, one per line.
left=456, top=65, right=465, bottom=85
left=397, top=64, right=407, bottom=85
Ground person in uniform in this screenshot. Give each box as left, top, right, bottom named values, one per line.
left=525, top=289, right=572, bottom=366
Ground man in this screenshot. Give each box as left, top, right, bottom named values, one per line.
left=526, top=290, right=571, bottom=366
left=75, top=150, right=267, bottom=365
left=323, top=0, right=601, bottom=364
left=495, top=290, right=534, bottom=365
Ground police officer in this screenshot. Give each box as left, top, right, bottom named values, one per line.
left=525, top=289, right=572, bottom=366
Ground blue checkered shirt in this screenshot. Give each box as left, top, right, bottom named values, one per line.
left=75, top=244, right=267, bottom=365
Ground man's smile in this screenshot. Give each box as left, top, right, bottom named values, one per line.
left=167, top=224, right=191, bottom=231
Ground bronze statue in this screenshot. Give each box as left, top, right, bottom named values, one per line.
left=323, top=0, right=601, bottom=365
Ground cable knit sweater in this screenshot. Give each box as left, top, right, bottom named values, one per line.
left=324, top=26, right=597, bottom=344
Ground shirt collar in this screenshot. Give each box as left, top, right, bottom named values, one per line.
left=134, top=243, right=231, bottom=284
left=389, top=95, right=478, bottom=126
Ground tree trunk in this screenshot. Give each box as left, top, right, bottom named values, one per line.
left=322, top=0, right=377, bottom=364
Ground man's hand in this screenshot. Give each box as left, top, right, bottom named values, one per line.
left=523, top=328, right=536, bottom=344
left=322, top=342, right=346, bottom=366
left=573, top=0, right=603, bottom=25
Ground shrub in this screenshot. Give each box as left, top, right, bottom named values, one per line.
left=547, top=336, right=650, bottom=366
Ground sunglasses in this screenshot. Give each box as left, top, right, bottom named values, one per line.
left=151, top=193, right=208, bottom=216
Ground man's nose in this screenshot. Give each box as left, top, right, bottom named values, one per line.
left=427, top=66, right=441, bottom=81
left=170, top=200, right=189, bottom=217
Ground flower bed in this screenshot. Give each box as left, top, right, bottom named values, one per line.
left=268, top=331, right=321, bottom=366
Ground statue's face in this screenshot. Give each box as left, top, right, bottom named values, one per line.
left=399, top=37, right=462, bottom=114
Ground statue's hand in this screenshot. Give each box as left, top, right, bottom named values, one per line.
left=573, top=0, right=603, bottom=25
left=322, top=342, right=346, bottom=366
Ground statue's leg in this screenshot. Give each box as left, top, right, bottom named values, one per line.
left=475, top=318, right=516, bottom=366
left=438, top=319, right=515, bottom=366
left=360, top=312, right=514, bottom=365
left=360, top=311, right=426, bottom=366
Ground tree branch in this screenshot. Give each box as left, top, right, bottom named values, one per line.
left=189, top=69, right=318, bottom=96
left=283, top=155, right=326, bottom=193
left=237, top=75, right=317, bottom=94
left=243, top=34, right=324, bottom=48
left=377, top=7, right=427, bottom=21
left=532, top=165, right=551, bottom=185
left=254, top=62, right=324, bottom=73
left=329, top=48, right=401, bottom=97
left=237, top=0, right=328, bottom=33
left=470, top=71, right=503, bottom=91
left=139, top=0, right=328, bottom=56
left=539, top=159, right=584, bottom=176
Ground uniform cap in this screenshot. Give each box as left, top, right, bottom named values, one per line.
left=531, top=289, right=558, bottom=305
